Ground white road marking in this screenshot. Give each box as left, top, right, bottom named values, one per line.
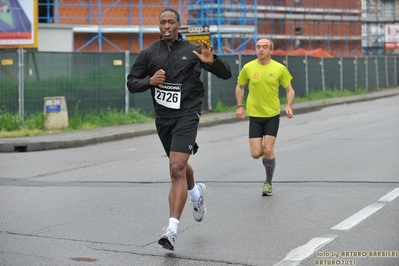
left=274, top=189, right=397, bottom=265
left=378, top=188, right=399, bottom=202
left=331, top=203, right=385, bottom=231
left=274, top=236, right=336, bottom=266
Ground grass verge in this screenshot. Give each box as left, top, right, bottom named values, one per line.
left=0, top=88, right=374, bottom=138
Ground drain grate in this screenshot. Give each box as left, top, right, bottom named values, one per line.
left=14, top=145, right=27, bottom=152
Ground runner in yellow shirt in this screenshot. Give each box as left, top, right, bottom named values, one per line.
left=235, top=38, right=295, bottom=196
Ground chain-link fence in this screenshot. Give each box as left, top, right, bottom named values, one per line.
left=1, top=50, right=398, bottom=118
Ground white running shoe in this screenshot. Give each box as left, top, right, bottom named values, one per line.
left=158, top=227, right=177, bottom=251
left=191, top=183, right=206, bottom=222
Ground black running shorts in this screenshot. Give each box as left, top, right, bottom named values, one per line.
left=249, top=115, right=280, bottom=138
left=155, top=113, right=200, bottom=157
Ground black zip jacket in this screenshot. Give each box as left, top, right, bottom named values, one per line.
left=127, top=34, right=232, bottom=118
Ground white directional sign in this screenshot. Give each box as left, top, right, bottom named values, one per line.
left=179, top=26, right=210, bottom=35
left=179, top=25, right=210, bottom=44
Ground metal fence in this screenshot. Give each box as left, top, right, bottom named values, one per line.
left=1, top=50, right=398, bottom=118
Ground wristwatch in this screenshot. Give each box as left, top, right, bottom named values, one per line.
left=237, top=104, right=243, bottom=109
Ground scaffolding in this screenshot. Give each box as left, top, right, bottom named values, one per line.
left=361, top=0, right=399, bottom=55
left=37, top=0, right=398, bottom=56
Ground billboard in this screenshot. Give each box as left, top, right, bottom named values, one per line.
left=0, top=0, right=38, bottom=49
left=385, top=24, right=399, bottom=50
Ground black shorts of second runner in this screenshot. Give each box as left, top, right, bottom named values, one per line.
left=155, top=113, right=200, bottom=157
left=249, top=114, right=280, bottom=138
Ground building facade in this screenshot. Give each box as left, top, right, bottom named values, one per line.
left=37, top=0, right=399, bottom=56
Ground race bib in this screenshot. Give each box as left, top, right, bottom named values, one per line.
left=155, top=82, right=182, bottom=109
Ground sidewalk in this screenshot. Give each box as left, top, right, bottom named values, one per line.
left=1, top=88, right=398, bottom=153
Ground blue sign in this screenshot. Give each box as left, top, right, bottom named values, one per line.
left=46, top=105, right=61, bottom=113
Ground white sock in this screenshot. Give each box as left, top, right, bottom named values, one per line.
left=188, top=183, right=200, bottom=201
left=168, top=217, right=179, bottom=233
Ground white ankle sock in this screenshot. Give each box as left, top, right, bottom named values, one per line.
left=188, top=183, right=200, bottom=201
left=168, top=217, right=179, bottom=233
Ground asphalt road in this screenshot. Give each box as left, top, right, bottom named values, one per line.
left=0, top=95, right=398, bottom=266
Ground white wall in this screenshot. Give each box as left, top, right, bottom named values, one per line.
left=38, top=24, right=74, bottom=52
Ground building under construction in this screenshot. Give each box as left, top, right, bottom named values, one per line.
left=38, top=0, right=399, bottom=56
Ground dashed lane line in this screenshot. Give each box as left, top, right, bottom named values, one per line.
left=274, top=187, right=398, bottom=265
left=273, top=236, right=336, bottom=266
left=331, top=203, right=385, bottom=231
left=379, top=187, right=399, bottom=202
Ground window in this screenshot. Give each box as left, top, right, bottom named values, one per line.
left=295, top=0, right=302, bottom=6
left=38, top=0, right=54, bottom=23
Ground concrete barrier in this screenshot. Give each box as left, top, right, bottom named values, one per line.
left=44, top=96, right=68, bottom=130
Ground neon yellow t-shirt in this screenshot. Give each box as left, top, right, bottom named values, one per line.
left=237, top=59, right=292, bottom=117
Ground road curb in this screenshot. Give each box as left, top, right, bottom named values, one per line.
left=1, top=90, right=398, bottom=153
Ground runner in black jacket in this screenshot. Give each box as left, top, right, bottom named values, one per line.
left=127, top=8, right=231, bottom=251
